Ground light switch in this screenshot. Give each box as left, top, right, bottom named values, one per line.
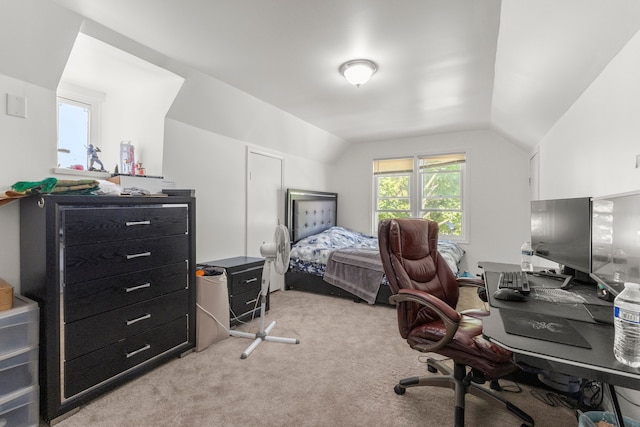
left=6, top=94, right=26, bottom=118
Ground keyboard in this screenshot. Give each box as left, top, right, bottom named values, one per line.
left=497, top=271, right=530, bottom=294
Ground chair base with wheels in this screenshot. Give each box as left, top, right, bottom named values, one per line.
left=393, top=358, right=534, bottom=427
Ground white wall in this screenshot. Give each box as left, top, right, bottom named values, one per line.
left=331, top=129, right=531, bottom=276
left=0, top=75, right=58, bottom=289
left=102, top=79, right=183, bottom=176
left=539, top=28, right=640, bottom=200
left=163, top=119, right=331, bottom=263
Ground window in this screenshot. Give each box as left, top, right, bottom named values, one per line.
left=373, top=153, right=467, bottom=240
left=56, top=88, right=103, bottom=171
left=57, top=97, right=89, bottom=169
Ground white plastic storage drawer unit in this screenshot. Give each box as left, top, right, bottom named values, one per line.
left=0, top=385, right=39, bottom=427
left=0, top=347, right=38, bottom=396
left=0, top=295, right=39, bottom=358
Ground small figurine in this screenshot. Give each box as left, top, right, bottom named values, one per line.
left=87, top=144, right=106, bottom=171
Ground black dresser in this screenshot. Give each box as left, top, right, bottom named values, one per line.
left=19, top=194, right=196, bottom=423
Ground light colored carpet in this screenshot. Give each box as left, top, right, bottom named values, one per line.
left=54, top=287, right=578, bottom=426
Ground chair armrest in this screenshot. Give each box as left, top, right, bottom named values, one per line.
left=389, top=288, right=460, bottom=352
left=456, top=277, right=485, bottom=288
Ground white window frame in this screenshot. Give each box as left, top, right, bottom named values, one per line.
left=372, top=152, right=468, bottom=242
left=56, top=85, right=103, bottom=171
left=374, top=170, right=413, bottom=220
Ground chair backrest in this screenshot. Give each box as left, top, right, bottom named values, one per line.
left=378, top=218, right=459, bottom=336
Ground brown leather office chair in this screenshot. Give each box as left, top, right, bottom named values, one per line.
left=378, top=218, right=534, bottom=427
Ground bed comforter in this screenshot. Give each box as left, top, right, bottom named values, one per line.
left=289, top=226, right=465, bottom=277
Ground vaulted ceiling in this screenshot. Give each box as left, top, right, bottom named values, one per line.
left=53, top=0, right=640, bottom=150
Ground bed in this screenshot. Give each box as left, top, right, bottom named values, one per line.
left=284, top=189, right=466, bottom=305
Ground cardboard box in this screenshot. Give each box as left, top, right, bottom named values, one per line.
left=0, top=279, right=12, bottom=312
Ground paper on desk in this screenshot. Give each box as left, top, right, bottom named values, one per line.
left=532, top=288, right=587, bottom=304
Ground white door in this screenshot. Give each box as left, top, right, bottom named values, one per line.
left=246, top=149, right=284, bottom=291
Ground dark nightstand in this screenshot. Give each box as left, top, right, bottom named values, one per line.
left=201, top=257, right=268, bottom=326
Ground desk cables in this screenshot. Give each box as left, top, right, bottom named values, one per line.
left=531, top=380, right=603, bottom=412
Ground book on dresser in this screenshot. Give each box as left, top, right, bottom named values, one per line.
left=19, top=193, right=196, bottom=424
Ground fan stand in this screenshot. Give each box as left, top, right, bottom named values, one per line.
left=229, top=248, right=299, bottom=359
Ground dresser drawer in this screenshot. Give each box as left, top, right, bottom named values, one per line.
left=64, top=234, right=189, bottom=284
left=230, top=266, right=263, bottom=295
left=61, top=206, right=188, bottom=245
left=64, top=262, right=188, bottom=323
left=64, top=316, right=187, bottom=399
left=65, top=289, right=189, bottom=361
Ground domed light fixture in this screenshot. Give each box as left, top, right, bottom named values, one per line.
left=339, top=59, right=377, bottom=88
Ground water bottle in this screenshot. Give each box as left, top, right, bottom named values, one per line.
left=520, top=241, right=533, bottom=272
left=613, top=248, right=628, bottom=282
left=613, top=282, right=640, bottom=367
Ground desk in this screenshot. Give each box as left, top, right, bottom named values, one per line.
left=480, top=262, right=640, bottom=426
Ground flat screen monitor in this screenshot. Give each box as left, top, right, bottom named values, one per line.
left=530, top=197, right=592, bottom=275
left=590, top=192, right=640, bottom=297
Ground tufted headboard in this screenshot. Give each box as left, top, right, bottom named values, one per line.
left=285, top=189, right=337, bottom=243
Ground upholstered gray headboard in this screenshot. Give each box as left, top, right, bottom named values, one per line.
left=285, top=189, right=337, bottom=243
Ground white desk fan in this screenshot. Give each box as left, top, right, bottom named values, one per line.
left=229, top=223, right=299, bottom=359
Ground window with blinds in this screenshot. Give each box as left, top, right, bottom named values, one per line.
left=373, top=153, right=466, bottom=239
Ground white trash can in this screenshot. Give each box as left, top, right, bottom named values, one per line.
left=196, top=270, right=230, bottom=352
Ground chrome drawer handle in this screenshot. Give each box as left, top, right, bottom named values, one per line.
left=125, top=283, right=151, bottom=293
left=245, top=298, right=258, bottom=305
left=125, top=220, right=151, bottom=226
left=126, top=252, right=151, bottom=260
left=126, top=313, right=151, bottom=326
left=126, top=344, right=151, bottom=358
left=243, top=278, right=258, bottom=284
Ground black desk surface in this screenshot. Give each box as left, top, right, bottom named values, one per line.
left=479, top=262, right=640, bottom=390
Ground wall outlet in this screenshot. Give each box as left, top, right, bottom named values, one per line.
left=6, top=94, right=26, bottom=118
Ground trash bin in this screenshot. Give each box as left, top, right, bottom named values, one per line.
left=579, top=411, right=640, bottom=427
left=196, top=269, right=230, bottom=352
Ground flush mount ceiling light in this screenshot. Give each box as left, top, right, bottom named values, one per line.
left=339, top=59, right=377, bottom=88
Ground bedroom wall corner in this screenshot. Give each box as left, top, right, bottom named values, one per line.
left=537, top=25, right=640, bottom=200
left=0, top=74, right=60, bottom=294
left=330, top=129, right=530, bottom=277
left=163, top=119, right=247, bottom=262
left=163, top=118, right=335, bottom=263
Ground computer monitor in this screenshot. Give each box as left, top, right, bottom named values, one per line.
left=590, top=191, right=640, bottom=297
left=530, top=197, right=592, bottom=277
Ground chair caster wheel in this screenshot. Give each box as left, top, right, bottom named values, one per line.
left=427, top=365, right=437, bottom=373
left=394, top=385, right=406, bottom=395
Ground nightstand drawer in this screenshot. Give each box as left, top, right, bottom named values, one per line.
left=230, top=266, right=263, bottom=295
left=61, top=206, right=188, bottom=245
left=65, top=289, right=189, bottom=361
left=64, top=262, right=188, bottom=323
left=64, top=316, right=187, bottom=398
left=230, top=288, right=269, bottom=321
left=64, top=234, right=189, bottom=284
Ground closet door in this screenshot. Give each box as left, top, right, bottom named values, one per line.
left=246, top=149, right=284, bottom=291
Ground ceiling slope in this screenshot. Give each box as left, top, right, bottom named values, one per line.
left=493, top=0, right=640, bottom=150
left=53, top=0, right=640, bottom=150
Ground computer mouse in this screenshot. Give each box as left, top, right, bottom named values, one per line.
left=493, top=288, right=527, bottom=302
